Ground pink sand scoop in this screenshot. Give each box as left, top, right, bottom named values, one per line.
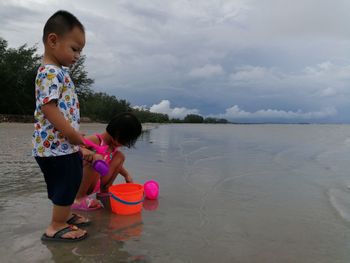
left=143, top=180, right=159, bottom=200
left=92, top=160, right=109, bottom=176
left=83, top=137, right=109, bottom=176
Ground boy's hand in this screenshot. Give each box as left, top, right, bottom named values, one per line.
left=80, top=147, right=103, bottom=163
left=92, top=154, right=104, bottom=162
left=80, top=147, right=93, bottom=162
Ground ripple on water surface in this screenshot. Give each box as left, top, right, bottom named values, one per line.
left=328, top=188, right=350, bottom=222
left=0, top=124, right=44, bottom=197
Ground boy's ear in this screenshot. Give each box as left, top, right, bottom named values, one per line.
left=47, top=33, right=58, bottom=48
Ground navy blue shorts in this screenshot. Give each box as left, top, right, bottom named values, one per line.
left=35, top=152, right=83, bottom=206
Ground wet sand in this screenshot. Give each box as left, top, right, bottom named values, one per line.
left=1, top=123, right=350, bottom=262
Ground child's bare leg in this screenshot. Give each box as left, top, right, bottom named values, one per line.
left=73, top=165, right=101, bottom=210
left=75, top=165, right=99, bottom=200
left=100, top=152, right=125, bottom=193
left=45, top=205, right=86, bottom=238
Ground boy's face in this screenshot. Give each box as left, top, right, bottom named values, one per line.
left=48, top=26, right=85, bottom=67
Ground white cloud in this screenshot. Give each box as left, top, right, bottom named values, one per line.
left=216, top=105, right=337, bottom=120
left=145, top=99, right=337, bottom=122
left=189, top=64, right=224, bottom=78
left=320, top=87, right=337, bottom=97
left=251, top=1, right=350, bottom=40
left=149, top=100, right=200, bottom=119
left=303, top=62, right=350, bottom=80
left=229, top=66, right=281, bottom=82
left=132, top=105, right=148, bottom=111
left=225, top=62, right=350, bottom=103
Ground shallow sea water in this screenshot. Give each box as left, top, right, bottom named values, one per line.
left=1, top=123, right=350, bottom=262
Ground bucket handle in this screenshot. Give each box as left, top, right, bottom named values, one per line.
left=110, top=193, right=144, bottom=205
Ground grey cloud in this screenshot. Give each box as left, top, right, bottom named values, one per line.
left=1, top=0, right=350, bottom=122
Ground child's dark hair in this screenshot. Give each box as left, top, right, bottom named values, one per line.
left=106, top=112, right=142, bottom=148
left=43, top=10, right=84, bottom=43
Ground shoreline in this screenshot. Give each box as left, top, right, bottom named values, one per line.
left=1, top=114, right=346, bottom=125
left=0, top=119, right=158, bottom=132
left=0, top=114, right=34, bottom=123
left=0, top=114, right=97, bottom=123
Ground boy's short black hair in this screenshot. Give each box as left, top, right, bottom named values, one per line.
left=106, top=112, right=142, bottom=148
left=43, top=10, right=84, bottom=43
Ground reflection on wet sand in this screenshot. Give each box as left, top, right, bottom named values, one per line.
left=108, top=213, right=143, bottom=241
left=143, top=199, right=159, bottom=211
left=42, top=230, right=131, bottom=262
left=42, top=207, right=149, bottom=262
left=4, top=123, right=350, bottom=262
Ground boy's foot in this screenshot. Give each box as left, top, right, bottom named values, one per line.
left=41, top=225, right=88, bottom=242
left=67, top=213, right=91, bottom=227
left=72, top=196, right=103, bottom=211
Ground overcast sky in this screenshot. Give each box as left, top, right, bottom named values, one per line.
left=1, top=0, right=350, bottom=123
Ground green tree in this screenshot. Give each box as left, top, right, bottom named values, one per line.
left=0, top=38, right=95, bottom=117
left=81, top=92, right=132, bottom=122
left=132, top=109, right=169, bottom=123
left=69, top=55, right=94, bottom=99
left=0, top=38, right=41, bottom=114
left=184, top=114, right=204, bottom=123
left=204, top=117, right=229, bottom=123
left=170, top=118, right=183, bottom=123
left=217, top=118, right=229, bottom=124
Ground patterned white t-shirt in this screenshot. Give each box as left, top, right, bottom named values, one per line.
left=32, top=65, right=80, bottom=157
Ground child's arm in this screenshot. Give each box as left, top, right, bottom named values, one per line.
left=120, top=166, right=133, bottom=183
left=42, top=101, right=84, bottom=145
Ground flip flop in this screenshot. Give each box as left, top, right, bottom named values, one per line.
left=67, top=213, right=91, bottom=227
left=41, top=225, right=88, bottom=242
left=71, top=196, right=103, bottom=211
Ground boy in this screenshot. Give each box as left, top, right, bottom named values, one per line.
left=33, top=10, right=91, bottom=242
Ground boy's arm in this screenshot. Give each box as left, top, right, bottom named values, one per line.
left=42, top=101, right=84, bottom=145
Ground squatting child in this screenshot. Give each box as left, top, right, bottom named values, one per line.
left=73, top=112, right=142, bottom=210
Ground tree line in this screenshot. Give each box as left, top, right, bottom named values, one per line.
left=0, top=37, right=228, bottom=124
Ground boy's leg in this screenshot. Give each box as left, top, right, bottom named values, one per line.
left=45, top=205, right=86, bottom=238
left=36, top=152, right=89, bottom=238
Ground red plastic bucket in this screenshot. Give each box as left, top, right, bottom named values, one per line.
left=109, top=183, right=144, bottom=215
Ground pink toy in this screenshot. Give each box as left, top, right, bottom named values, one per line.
left=83, top=138, right=109, bottom=176
left=143, top=180, right=159, bottom=200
